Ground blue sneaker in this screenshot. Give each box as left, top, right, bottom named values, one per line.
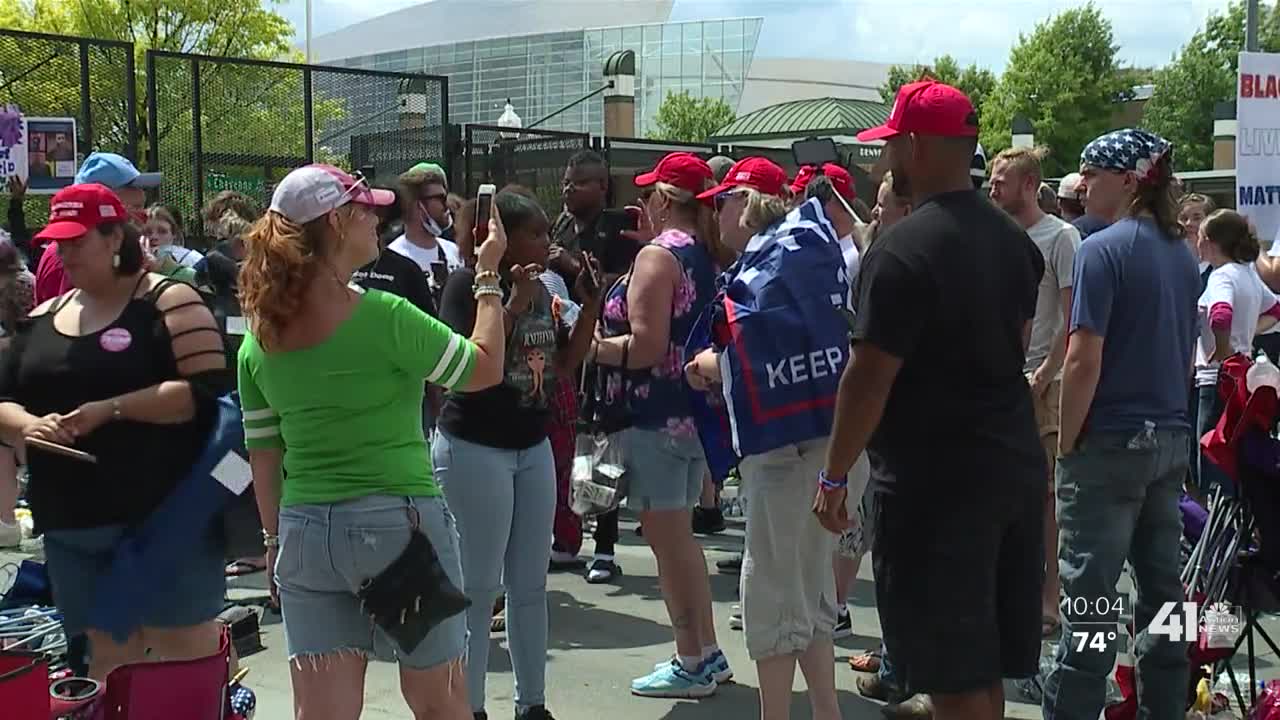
left=631, top=660, right=717, bottom=698
left=651, top=651, right=732, bottom=683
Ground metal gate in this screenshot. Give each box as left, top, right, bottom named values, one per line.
left=0, top=29, right=137, bottom=227
left=146, top=50, right=447, bottom=240
left=463, top=124, right=590, bottom=215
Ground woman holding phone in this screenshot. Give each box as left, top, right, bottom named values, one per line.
left=0, top=182, right=230, bottom=679
left=435, top=186, right=601, bottom=720
left=237, top=164, right=508, bottom=719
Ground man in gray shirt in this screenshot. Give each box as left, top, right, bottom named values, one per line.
left=989, top=145, right=1081, bottom=637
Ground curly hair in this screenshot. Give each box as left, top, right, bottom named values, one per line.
left=238, top=207, right=353, bottom=351
left=203, top=191, right=261, bottom=238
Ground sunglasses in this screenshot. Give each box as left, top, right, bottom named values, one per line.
left=339, top=169, right=370, bottom=204
left=714, top=190, right=744, bottom=212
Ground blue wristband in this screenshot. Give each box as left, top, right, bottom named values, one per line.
left=818, top=470, right=847, bottom=491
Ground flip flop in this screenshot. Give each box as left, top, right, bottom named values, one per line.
left=225, top=559, right=267, bottom=577
left=848, top=651, right=882, bottom=673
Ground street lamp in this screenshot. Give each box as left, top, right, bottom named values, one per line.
left=497, top=99, right=522, bottom=139
left=1011, top=115, right=1035, bottom=149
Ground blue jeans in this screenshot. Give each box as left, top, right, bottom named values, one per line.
left=433, top=430, right=556, bottom=712
left=1196, top=382, right=1234, bottom=497
left=1042, top=428, right=1190, bottom=720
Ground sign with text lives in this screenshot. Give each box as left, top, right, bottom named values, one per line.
left=1238, top=52, right=1280, bottom=246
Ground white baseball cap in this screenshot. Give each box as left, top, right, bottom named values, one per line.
left=269, top=164, right=395, bottom=224
left=1058, top=172, right=1084, bottom=199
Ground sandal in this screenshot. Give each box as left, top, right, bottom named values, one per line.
left=490, top=611, right=506, bottom=633
left=848, top=650, right=882, bottom=673
left=1041, top=615, right=1060, bottom=638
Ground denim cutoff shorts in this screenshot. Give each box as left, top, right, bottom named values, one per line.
left=274, top=494, right=466, bottom=669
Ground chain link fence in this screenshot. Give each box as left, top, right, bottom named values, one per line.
left=463, top=124, right=590, bottom=215
left=147, top=50, right=446, bottom=244
left=0, top=29, right=137, bottom=234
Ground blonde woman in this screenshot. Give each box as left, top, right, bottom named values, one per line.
left=685, top=157, right=843, bottom=720
left=237, top=164, right=508, bottom=719
left=589, top=152, right=730, bottom=698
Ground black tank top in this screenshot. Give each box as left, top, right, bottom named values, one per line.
left=1, top=277, right=213, bottom=532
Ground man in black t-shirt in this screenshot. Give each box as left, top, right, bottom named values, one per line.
left=548, top=150, right=641, bottom=292
left=815, top=80, right=1046, bottom=715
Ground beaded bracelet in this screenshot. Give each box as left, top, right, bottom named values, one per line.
left=473, top=284, right=503, bottom=299
left=818, top=469, right=847, bottom=492
left=474, top=269, right=500, bottom=285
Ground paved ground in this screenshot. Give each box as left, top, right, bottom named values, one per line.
left=4, top=511, right=1280, bottom=719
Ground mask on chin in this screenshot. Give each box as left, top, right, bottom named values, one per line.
left=422, top=210, right=453, bottom=238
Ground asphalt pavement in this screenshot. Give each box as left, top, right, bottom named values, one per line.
left=3, top=511, right=1278, bottom=720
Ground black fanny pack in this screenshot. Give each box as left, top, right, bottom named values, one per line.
left=357, top=523, right=469, bottom=654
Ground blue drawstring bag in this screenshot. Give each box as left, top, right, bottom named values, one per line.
left=686, top=199, right=851, bottom=479
left=90, top=394, right=248, bottom=641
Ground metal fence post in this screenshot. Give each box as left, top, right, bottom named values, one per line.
left=303, top=67, right=314, bottom=164
left=78, top=40, right=93, bottom=151
left=125, top=49, right=138, bottom=164
left=146, top=51, right=159, bottom=173
left=191, top=58, right=204, bottom=219
left=440, top=75, right=449, bottom=178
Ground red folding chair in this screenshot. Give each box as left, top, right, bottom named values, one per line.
left=0, top=650, right=49, bottom=719
left=90, top=625, right=230, bottom=720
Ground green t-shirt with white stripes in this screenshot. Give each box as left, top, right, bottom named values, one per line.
left=237, top=287, right=476, bottom=507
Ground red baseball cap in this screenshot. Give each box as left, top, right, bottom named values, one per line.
left=789, top=163, right=855, bottom=201
left=35, top=184, right=128, bottom=242
left=635, top=152, right=714, bottom=194
left=696, top=157, right=788, bottom=203
left=856, top=80, right=979, bottom=142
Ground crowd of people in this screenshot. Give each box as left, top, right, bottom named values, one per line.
left=0, top=76, right=1263, bottom=720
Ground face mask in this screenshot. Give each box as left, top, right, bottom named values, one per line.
left=419, top=202, right=453, bottom=237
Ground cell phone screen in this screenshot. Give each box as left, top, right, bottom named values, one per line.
left=475, top=191, right=493, bottom=246
left=430, top=261, right=448, bottom=289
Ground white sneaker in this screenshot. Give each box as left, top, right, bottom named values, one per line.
left=0, top=520, right=21, bottom=549
left=729, top=604, right=743, bottom=631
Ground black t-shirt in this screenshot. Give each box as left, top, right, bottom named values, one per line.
left=852, top=190, right=1046, bottom=498
left=550, top=210, right=641, bottom=291
left=437, top=268, right=566, bottom=449
left=353, top=249, right=437, bottom=318
left=0, top=280, right=216, bottom=532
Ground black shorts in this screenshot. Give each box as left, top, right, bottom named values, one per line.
left=872, top=483, right=1044, bottom=696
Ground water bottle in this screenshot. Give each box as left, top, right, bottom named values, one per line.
left=1247, top=351, right=1280, bottom=393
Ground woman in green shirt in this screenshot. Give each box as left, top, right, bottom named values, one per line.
left=237, top=164, right=508, bottom=720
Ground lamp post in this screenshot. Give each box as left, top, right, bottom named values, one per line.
left=497, top=99, right=522, bottom=139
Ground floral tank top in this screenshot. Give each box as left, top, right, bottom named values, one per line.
left=599, top=229, right=716, bottom=437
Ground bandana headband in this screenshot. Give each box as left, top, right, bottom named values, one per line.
left=1080, top=128, right=1172, bottom=185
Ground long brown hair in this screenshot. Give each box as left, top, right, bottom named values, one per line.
left=238, top=207, right=353, bottom=351
left=1129, top=154, right=1181, bottom=240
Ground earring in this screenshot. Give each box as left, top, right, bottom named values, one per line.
left=112, top=252, right=121, bottom=269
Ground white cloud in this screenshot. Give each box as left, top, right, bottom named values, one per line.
left=278, top=0, right=1234, bottom=69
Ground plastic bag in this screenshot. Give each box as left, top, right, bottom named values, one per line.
left=570, top=431, right=628, bottom=518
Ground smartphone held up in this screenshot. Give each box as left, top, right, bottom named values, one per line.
left=474, top=184, right=495, bottom=247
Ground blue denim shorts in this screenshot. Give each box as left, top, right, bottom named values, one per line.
left=623, top=428, right=706, bottom=512
left=274, top=494, right=466, bottom=669
left=43, top=524, right=225, bottom=638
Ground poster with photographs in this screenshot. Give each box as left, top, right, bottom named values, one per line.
left=25, top=117, right=78, bottom=194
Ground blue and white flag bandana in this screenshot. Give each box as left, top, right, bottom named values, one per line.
left=1080, top=128, right=1172, bottom=184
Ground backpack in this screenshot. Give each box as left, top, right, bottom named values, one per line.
left=686, top=198, right=852, bottom=479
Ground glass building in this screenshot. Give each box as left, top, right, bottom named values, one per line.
left=330, top=17, right=764, bottom=136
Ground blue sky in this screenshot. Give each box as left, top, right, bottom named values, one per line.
left=280, top=0, right=1233, bottom=70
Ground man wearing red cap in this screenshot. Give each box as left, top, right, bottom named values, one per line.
left=794, top=163, right=865, bottom=283
left=814, top=80, right=1046, bottom=719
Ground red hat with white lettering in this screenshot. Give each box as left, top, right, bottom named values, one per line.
left=35, top=183, right=128, bottom=241
left=696, top=157, right=788, bottom=203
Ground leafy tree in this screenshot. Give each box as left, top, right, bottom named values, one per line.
left=979, top=3, right=1133, bottom=177
left=648, top=90, right=736, bottom=143
left=879, top=55, right=997, bottom=120
left=0, top=0, right=353, bottom=227
left=1144, top=1, right=1280, bottom=171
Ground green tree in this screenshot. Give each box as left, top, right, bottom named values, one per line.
left=879, top=55, right=998, bottom=119
left=648, top=90, right=736, bottom=143
left=1, top=0, right=349, bottom=227
left=979, top=3, right=1133, bottom=177
left=1144, top=1, right=1280, bottom=171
